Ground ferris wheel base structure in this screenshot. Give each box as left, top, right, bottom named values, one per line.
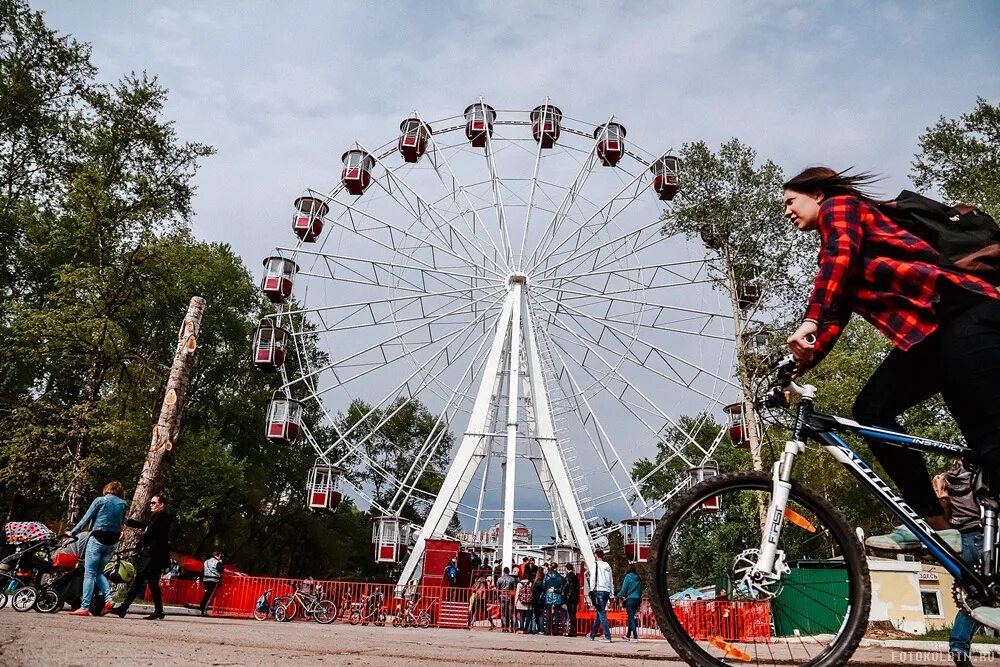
left=399, top=273, right=595, bottom=585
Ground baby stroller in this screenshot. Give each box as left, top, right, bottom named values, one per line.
left=50, top=536, right=137, bottom=615
left=1, top=521, right=66, bottom=612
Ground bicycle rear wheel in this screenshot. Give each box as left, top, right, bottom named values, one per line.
left=649, top=471, right=870, bottom=667
left=314, top=600, right=338, bottom=624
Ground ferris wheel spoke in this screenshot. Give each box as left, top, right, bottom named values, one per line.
left=533, top=324, right=649, bottom=511
left=311, top=185, right=504, bottom=283
left=325, top=297, right=507, bottom=498
left=524, top=114, right=612, bottom=271
left=357, top=141, right=508, bottom=278
left=533, top=289, right=737, bottom=395
left=480, top=111, right=514, bottom=268
left=531, top=297, right=715, bottom=459
left=388, top=300, right=504, bottom=511
left=526, top=157, right=654, bottom=278
left=423, top=129, right=509, bottom=274
left=274, top=284, right=501, bottom=321
left=285, top=287, right=505, bottom=393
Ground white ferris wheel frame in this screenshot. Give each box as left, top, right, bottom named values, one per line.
left=265, top=100, right=740, bottom=584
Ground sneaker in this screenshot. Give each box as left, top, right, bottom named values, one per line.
left=970, top=605, right=1000, bottom=631
left=599, top=638, right=612, bottom=643
left=68, top=608, right=91, bottom=617
left=103, top=600, right=115, bottom=616
left=588, top=635, right=595, bottom=641
left=864, top=524, right=962, bottom=552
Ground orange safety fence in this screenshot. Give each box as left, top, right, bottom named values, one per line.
left=145, top=574, right=771, bottom=643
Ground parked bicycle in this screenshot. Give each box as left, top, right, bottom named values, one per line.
left=274, top=587, right=337, bottom=624
left=650, top=355, right=1000, bottom=666
left=348, top=589, right=386, bottom=626
left=392, top=593, right=434, bottom=628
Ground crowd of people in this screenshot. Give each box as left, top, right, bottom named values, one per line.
left=454, top=548, right=645, bottom=642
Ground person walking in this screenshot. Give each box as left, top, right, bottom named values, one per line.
left=562, top=563, right=580, bottom=636
left=531, top=567, right=546, bottom=634
left=543, top=562, right=564, bottom=636
left=514, top=575, right=533, bottom=634
left=110, top=494, right=173, bottom=620
left=936, top=460, right=984, bottom=667
left=66, top=481, right=127, bottom=617
left=587, top=548, right=614, bottom=642
left=495, top=566, right=517, bottom=632
left=199, top=551, right=224, bottom=617
left=618, top=564, right=644, bottom=642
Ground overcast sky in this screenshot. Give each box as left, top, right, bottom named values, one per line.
left=31, top=1, right=1000, bottom=268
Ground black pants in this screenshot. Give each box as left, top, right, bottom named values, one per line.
left=565, top=602, right=577, bottom=636
left=853, top=297, right=1000, bottom=518
left=200, top=580, right=219, bottom=614
left=120, top=567, right=163, bottom=613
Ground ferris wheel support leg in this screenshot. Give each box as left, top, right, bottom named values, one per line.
left=500, top=283, right=522, bottom=572
left=520, top=292, right=596, bottom=576
left=397, top=292, right=517, bottom=587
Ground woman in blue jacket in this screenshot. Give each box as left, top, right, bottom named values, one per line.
left=617, top=564, right=644, bottom=642
left=66, top=481, right=127, bottom=616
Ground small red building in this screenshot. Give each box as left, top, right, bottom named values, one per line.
left=292, top=196, right=329, bottom=243
left=341, top=149, right=376, bottom=196
left=398, top=118, right=432, bottom=163
left=464, top=102, right=496, bottom=148
left=594, top=122, right=626, bottom=167
left=261, top=257, right=298, bottom=305
left=530, top=104, right=562, bottom=149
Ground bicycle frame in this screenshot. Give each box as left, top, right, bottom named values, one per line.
left=753, top=388, right=998, bottom=608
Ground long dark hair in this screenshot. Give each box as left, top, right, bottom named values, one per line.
left=783, top=166, right=881, bottom=201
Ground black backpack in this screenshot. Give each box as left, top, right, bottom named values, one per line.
left=878, top=190, right=1000, bottom=284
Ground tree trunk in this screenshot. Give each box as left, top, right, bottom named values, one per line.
left=119, top=297, right=205, bottom=553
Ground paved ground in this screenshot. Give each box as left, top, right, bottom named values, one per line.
left=1, top=608, right=999, bottom=666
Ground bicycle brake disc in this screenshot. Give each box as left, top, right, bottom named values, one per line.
left=732, top=548, right=788, bottom=600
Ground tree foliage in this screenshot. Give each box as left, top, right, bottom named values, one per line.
left=913, top=97, right=1000, bottom=217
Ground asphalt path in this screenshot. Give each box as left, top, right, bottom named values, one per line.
left=0, top=609, right=995, bottom=666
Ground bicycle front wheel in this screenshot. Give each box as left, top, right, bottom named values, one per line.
left=649, top=471, right=870, bottom=667
left=314, top=600, right=338, bottom=624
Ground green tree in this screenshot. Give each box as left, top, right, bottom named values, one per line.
left=912, top=97, right=1000, bottom=216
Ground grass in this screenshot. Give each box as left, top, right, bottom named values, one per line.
left=916, top=627, right=1000, bottom=644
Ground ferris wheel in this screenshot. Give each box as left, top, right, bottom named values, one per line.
left=253, top=99, right=739, bottom=584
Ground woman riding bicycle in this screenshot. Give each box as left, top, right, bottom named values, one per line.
left=784, top=167, right=1000, bottom=575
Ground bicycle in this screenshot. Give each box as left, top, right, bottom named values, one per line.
left=392, top=593, right=434, bottom=628
left=650, top=355, right=1000, bottom=667
left=274, top=587, right=337, bottom=624
left=348, top=589, right=386, bottom=626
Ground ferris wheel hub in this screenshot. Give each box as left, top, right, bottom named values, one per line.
left=506, top=272, right=528, bottom=287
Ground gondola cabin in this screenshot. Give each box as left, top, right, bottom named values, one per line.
left=398, top=118, right=432, bottom=163
left=621, top=517, right=655, bottom=563
left=252, top=321, right=289, bottom=373
left=724, top=402, right=751, bottom=449
left=687, top=463, right=721, bottom=511
left=292, top=196, right=329, bottom=243
left=308, top=463, right=344, bottom=512
left=650, top=155, right=681, bottom=201
left=341, top=149, right=375, bottom=196
left=261, top=256, right=298, bottom=305
left=735, top=263, right=763, bottom=309
left=464, top=102, right=496, bottom=148
left=372, top=516, right=411, bottom=563
left=530, top=104, right=562, bottom=148
left=594, top=122, right=626, bottom=167
left=540, top=543, right=581, bottom=568
left=266, top=396, right=303, bottom=444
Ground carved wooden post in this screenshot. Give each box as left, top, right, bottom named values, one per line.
left=119, top=297, right=205, bottom=553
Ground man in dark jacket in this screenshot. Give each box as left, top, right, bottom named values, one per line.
left=562, top=563, right=580, bottom=636
left=111, top=494, right=173, bottom=620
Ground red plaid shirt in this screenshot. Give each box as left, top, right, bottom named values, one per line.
left=803, top=195, right=999, bottom=369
